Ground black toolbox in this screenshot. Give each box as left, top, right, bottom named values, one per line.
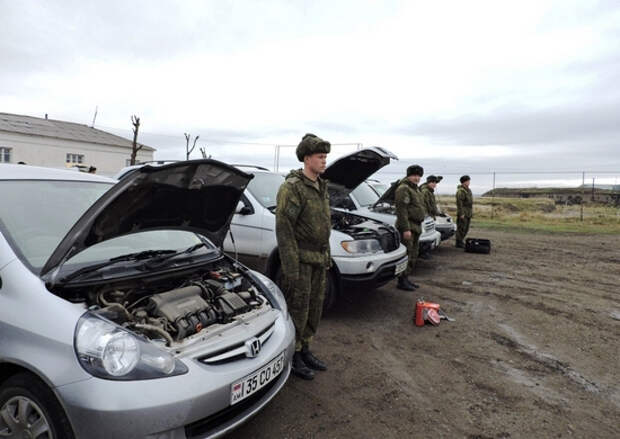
left=465, top=238, right=491, bottom=254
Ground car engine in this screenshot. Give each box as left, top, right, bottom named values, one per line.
left=331, top=209, right=400, bottom=253
left=73, top=261, right=269, bottom=346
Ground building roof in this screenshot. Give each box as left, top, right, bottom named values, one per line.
left=0, top=163, right=117, bottom=183
left=0, top=112, right=155, bottom=151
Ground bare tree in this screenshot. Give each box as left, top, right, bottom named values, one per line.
left=130, top=115, right=143, bottom=165
left=199, top=146, right=211, bottom=159
left=184, top=133, right=200, bottom=160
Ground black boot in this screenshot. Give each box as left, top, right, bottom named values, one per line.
left=397, top=276, right=415, bottom=291
left=301, top=347, right=327, bottom=371
left=407, top=278, right=420, bottom=289
left=455, top=240, right=464, bottom=248
left=292, top=351, right=314, bottom=380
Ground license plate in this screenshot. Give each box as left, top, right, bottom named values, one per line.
left=395, top=259, right=407, bottom=276
left=230, top=352, right=285, bottom=405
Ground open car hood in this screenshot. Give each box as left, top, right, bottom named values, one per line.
left=323, top=147, right=397, bottom=205
left=372, top=178, right=401, bottom=208
left=40, top=160, right=253, bottom=277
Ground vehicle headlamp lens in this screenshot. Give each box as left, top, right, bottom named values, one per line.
left=340, top=239, right=382, bottom=255
left=102, top=332, right=140, bottom=376
left=75, top=313, right=187, bottom=380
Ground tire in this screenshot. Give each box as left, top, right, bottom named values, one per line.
left=0, top=373, right=75, bottom=439
left=273, top=266, right=338, bottom=314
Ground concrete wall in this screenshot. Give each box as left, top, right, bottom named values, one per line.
left=0, top=131, right=154, bottom=177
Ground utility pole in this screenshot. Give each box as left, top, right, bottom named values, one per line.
left=580, top=171, right=585, bottom=222
left=130, top=115, right=142, bottom=166
left=491, top=171, right=496, bottom=219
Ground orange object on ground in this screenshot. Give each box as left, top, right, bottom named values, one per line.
left=415, top=299, right=441, bottom=326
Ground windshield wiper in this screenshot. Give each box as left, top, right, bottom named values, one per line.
left=142, top=243, right=208, bottom=268
left=59, top=249, right=178, bottom=283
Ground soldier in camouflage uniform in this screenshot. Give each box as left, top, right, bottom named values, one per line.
left=420, top=175, right=442, bottom=219
left=394, top=165, right=426, bottom=291
left=275, top=133, right=331, bottom=380
left=455, top=175, right=473, bottom=248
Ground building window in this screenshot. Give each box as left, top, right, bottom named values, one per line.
left=0, top=147, right=11, bottom=163
left=66, top=153, right=84, bottom=164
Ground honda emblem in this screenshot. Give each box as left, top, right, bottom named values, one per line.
left=245, top=338, right=261, bottom=358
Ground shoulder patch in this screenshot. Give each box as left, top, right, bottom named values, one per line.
left=286, top=176, right=300, bottom=184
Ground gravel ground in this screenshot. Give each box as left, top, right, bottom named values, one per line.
left=229, top=228, right=620, bottom=439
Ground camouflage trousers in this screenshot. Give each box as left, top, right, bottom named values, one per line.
left=282, top=263, right=326, bottom=351
left=401, top=230, right=420, bottom=277
left=456, top=216, right=471, bottom=242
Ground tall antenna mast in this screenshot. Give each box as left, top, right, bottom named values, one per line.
left=91, top=106, right=98, bottom=127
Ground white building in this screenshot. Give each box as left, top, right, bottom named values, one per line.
left=0, top=112, right=155, bottom=176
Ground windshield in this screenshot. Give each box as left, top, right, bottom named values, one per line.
left=370, top=182, right=389, bottom=196
left=0, top=180, right=208, bottom=272
left=351, top=182, right=380, bottom=207
left=246, top=172, right=285, bottom=208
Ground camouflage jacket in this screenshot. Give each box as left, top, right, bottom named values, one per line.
left=420, top=183, right=440, bottom=218
left=394, top=178, right=425, bottom=234
left=275, top=169, right=331, bottom=277
left=456, top=184, right=473, bottom=218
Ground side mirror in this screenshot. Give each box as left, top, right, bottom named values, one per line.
left=235, top=202, right=252, bottom=215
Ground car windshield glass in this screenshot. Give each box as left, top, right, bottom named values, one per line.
left=351, top=182, right=380, bottom=207
left=246, top=172, right=285, bottom=208
left=371, top=183, right=389, bottom=196
left=0, top=180, right=208, bottom=272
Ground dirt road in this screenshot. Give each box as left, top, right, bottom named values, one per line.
left=230, top=228, right=620, bottom=438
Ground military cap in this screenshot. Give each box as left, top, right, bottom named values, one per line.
left=296, top=133, right=331, bottom=161
left=460, top=175, right=471, bottom=183
left=406, top=164, right=424, bottom=177
left=426, top=175, right=442, bottom=183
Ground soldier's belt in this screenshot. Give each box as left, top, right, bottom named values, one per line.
left=297, top=242, right=329, bottom=252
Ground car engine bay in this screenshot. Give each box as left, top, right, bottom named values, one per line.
left=57, top=258, right=271, bottom=346
left=331, top=209, right=400, bottom=252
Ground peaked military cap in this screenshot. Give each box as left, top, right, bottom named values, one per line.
left=296, top=133, right=331, bottom=161
left=406, top=164, right=424, bottom=177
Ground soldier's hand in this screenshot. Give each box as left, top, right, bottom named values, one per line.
left=403, top=230, right=412, bottom=241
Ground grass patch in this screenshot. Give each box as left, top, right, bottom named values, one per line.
left=473, top=219, right=620, bottom=235
left=437, top=195, right=620, bottom=234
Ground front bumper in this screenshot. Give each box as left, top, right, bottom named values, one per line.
left=436, top=225, right=456, bottom=241
left=339, top=254, right=409, bottom=291
left=56, top=314, right=295, bottom=439
left=419, top=231, right=442, bottom=253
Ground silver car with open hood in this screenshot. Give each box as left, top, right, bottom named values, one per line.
left=0, top=161, right=294, bottom=439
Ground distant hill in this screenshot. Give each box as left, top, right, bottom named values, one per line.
left=482, top=187, right=619, bottom=206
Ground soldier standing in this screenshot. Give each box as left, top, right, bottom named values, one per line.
left=420, top=175, right=442, bottom=219
left=455, top=175, right=473, bottom=248
left=394, top=165, right=426, bottom=291
left=276, top=133, right=331, bottom=380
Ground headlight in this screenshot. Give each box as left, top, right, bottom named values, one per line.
left=250, top=271, right=289, bottom=319
left=341, top=239, right=382, bottom=255
left=75, top=313, right=187, bottom=380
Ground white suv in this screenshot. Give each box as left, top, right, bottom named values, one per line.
left=334, top=180, right=442, bottom=254
left=223, top=148, right=408, bottom=310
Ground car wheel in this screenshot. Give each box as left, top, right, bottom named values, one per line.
left=0, top=373, right=75, bottom=439
left=273, top=266, right=338, bottom=313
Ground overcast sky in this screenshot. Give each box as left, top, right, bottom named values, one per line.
left=1, top=0, right=619, bottom=192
